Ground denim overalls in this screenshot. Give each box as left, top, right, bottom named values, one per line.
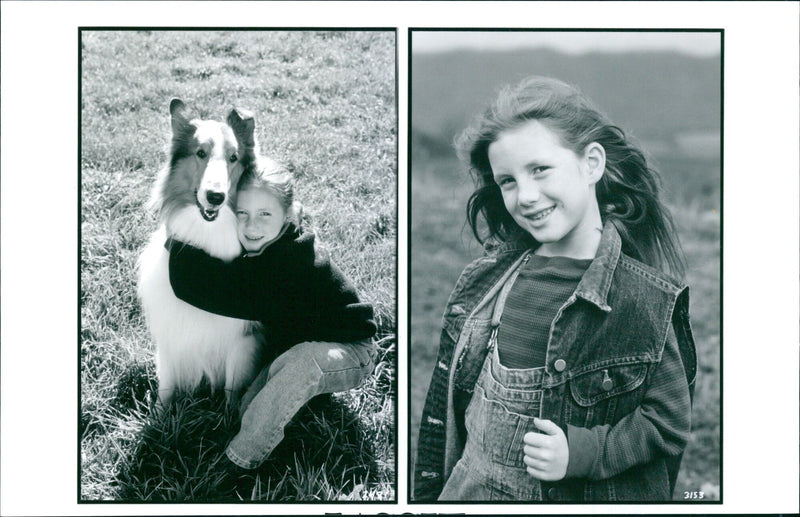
left=439, top=252, right=548, bottom=500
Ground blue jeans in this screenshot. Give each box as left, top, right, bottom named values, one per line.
left=226, top=340, right=376, bottom=469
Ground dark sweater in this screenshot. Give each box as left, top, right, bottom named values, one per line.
left=167, top=224, right=377, bottom=354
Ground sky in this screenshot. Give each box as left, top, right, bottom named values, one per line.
left=412, top=31, right=722, bottom=57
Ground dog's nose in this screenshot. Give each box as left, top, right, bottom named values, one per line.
left=206, top=191, right=225, bottom=206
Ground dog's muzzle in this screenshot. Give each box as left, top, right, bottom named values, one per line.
left=196, top=190, right=225, bottom=222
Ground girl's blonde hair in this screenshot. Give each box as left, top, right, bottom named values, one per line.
left=236, top=157, right=303, bottom=226
left=457, top=75, right=685, bottom=278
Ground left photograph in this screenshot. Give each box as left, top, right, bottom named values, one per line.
left=79, top=29, right=397, bottom=502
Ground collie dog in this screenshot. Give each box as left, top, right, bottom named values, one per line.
left=137, top=99, right=262, bottom=405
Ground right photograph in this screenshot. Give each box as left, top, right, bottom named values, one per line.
left=409, top=29, right=721, bottom=503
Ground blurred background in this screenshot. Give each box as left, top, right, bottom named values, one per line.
left=409, top=30, right=721, bottom=500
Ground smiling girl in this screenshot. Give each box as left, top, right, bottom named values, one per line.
left=414, top=76, right=697, bottom=502
left=166, top=159, right=377, bottom=472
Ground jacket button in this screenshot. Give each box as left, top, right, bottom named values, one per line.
left=547, top=487, right=558, bottom=500
left=553, top=359, right=567, bottom=372
left=602, top=377, right=614, bottom=391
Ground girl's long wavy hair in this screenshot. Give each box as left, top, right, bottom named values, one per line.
left=456, top=75, right=685, bottom=279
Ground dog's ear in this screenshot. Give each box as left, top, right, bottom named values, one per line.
left=227, top=108, right=256, bottom=149
left=169, top=99, right=189, bottom=134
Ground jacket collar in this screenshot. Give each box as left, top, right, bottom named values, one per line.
left=572, top=220, right=621, bottom=313
left=488, top=221, right=621, bottom=312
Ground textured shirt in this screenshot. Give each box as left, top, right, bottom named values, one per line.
left=497, top=255, right=591, bottom=369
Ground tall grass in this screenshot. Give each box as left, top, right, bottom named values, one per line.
left=80, top=30, right=396, bottom=501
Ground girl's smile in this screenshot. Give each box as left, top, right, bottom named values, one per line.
left=488, top=119, right=605, bottom=259
left=522, top=204, right=557, bottom=222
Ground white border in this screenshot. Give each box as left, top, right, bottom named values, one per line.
left=1, top=1, right=798, bottom=515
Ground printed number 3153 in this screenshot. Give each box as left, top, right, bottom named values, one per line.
left=684, top=491, right=705, bottom=500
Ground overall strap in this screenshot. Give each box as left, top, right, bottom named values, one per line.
left=487, top=252, right=531, bottom=351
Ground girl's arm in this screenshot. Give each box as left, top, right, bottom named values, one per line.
left=167, top=240, right=265, bottom=321
left=563, top=328, right=692, bottom=480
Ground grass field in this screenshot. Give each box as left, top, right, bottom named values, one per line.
left=80, top=30, right=396, bottom=501
left=409, top=146, right=721, bottom=501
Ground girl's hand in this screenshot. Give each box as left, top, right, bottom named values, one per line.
left=523, top=418, right=569, bottom=481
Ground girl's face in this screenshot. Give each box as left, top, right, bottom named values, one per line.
left=235, top=187, right=287, bottom=252
left=488, top=119, right=604, bottom=259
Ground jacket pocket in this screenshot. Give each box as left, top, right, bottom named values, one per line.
left=569, top=363, right=648, bottom=407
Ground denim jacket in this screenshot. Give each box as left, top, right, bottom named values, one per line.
left=414, top=221, right=697, bottom=502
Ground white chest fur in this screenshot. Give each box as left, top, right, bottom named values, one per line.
left=137, top=206, right=260, bottom=396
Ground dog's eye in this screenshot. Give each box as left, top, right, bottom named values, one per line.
left=196, top=149, right=207, bottom=159
left=229, top=154, right=238, bottom=163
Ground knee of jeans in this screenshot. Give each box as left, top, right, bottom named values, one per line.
left=293, top=349, right=326, bottom=378
left=274, top=342, right=317, bottom=368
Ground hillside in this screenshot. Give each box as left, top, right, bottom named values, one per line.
left=411, top=47, right=721, bottom=144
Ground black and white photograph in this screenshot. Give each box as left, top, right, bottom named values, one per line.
left=79, top=29, right=397, bottom=502
left=1, top=2, right=799, bottom=516
left=410, top=29, right=721, bottom=502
